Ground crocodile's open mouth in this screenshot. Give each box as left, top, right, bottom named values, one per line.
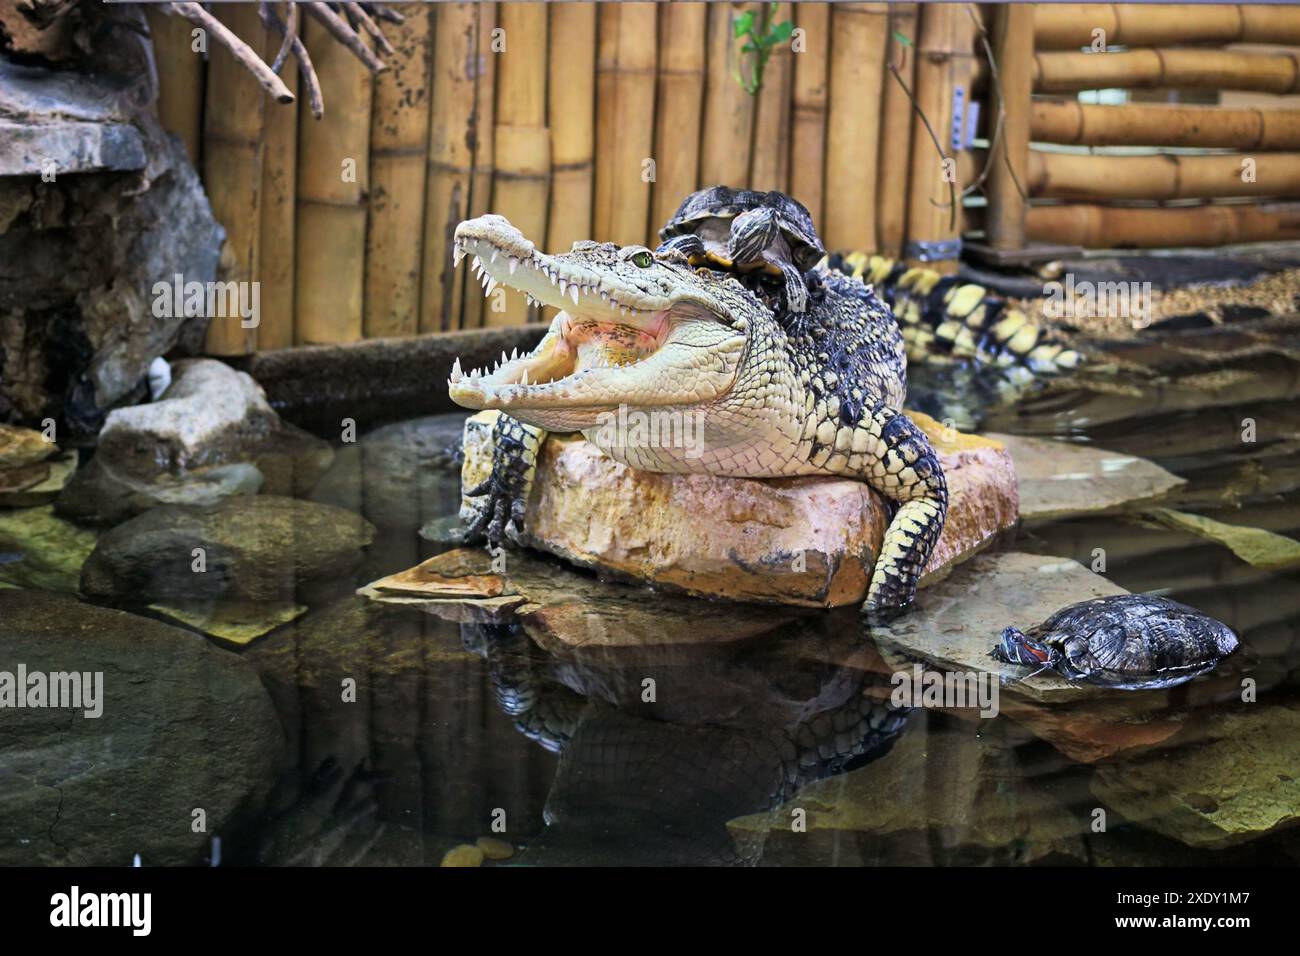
left=447, top=215, right=744, bottom=430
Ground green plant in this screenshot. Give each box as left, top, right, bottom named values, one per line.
left=733, top=3, right=794, bottom=96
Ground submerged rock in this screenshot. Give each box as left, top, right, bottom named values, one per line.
left=56, top=360, right=333, bottom=526
left=0, top=590, right=283, bottom=865
left=1143, top=507, right=1300, bottom=571
left=459, top=410, right=1018, bottom=608
left=1092, top=704, right=1300, bottom=849
left=80, top=495, right=375, bottom=605
left=993, top=433, right=1185, bottom=522
left=0, top=452, right=76, bottom=508
left=0, top=505, right=97, bottom=592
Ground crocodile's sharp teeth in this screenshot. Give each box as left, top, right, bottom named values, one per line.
left=511, top=347, right=519, bottom=361
left=559, top=279, right=567, bottom=296
left=490, top=249, right=498, bottom=264
left=485, top=277, right=497, bottom=297
left=450, top=357, right=463, bottom=383
left=520, top=368, right=529, bottom=386
left=570, top=284, right=580, bottom=305
left=508, top=257, right=519, bottom=275
left=453, top=243, right=466, bottom=267
left=472, top=255, right=482, bottom=271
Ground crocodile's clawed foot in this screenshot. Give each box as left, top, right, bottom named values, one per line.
left=462, top=475, right=528, bottom=550
left=861, top=597, right=912, bottom=627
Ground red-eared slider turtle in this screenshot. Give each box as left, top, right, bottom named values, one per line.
left=993, top=594, right=1239, bottom=690
left=657, top=186, right=825, bottom=314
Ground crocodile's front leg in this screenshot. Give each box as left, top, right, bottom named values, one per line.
left=824, top=403, right=948, bottom=620
left=461, top=413, right=546, bottom=548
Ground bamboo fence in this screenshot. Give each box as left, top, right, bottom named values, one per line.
left=147, top=2, right=1300, bottom=354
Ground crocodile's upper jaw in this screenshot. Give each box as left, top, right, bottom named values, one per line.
left=448, top=215, right=747, bottom=432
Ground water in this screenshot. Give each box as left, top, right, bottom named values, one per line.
left=4, top=323, right=1299, bottom=866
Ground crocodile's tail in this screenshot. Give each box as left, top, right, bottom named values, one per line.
left=823, top=251, right=1085, bottom=379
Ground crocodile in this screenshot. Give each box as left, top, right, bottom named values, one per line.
left=446, top=213, right=948, bottom=619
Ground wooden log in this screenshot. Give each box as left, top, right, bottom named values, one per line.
left=875, top=3, right=917, bottom=257
left=985, top=2, right=1033, bottom=252
left=491, top=2, right=550, bottom=326
left=700, top=2, right=756, bottom=189
left=902, top=3, right=975, bottom=273
left=594, top=2, right=657, bottom=246
left=1035, top=4, right=1300, bottom=50
left=294, top=15, right=372, bottom=345
left=147, top=6, right=204, bottom=165
left=547, top=2, right=597, bottom=254
left=461, top=2, right=499, bottom=330
left=1031, top=99, right=1300, bottom=151
left=201, top=3, right=267, bottom=356
left=788, top=2, right=829, bottom=228
left=364, top=4, right=432, bottom=340
left=257, top=38, right=299, bottom=351
left=1026, top=150, right=1300, bottom=202
left=650, top=2, right=706, bottom=241
left=1025, top=202, right=1300, bottom=249
left=749, top=2, right=794, bottom=193
left=1033, top=49, right=1300, bottom=95
left=823, top=3, right=888, bottom=253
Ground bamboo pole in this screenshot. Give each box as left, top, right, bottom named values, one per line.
left=823, top=3, right=888, bottom=253
left=461, top=2, right=499, bottom=330
left=1033, top=49, right=1300, bottom=96
left=650, top=2, right=706, bottom=240
left=902, top=3, right=975, bottom=273
left=364, top=4, right=432, bottom=340
left=749, top=2, right=794, bottom=193
left=875, top=3, right=917, bottom=257
left=1026, top=202, right=1300, bottom=249
left=201, top=3, right=267, bottom=356
left=422, top=3, right=485, bottom=333
left=1035, top=4, right=1300, bottom=50
left=147, top=6, right=204, bottom=165
left=294, top=15, right=372, bottom=345
left=491, top=2, right=550, bottom=326
left=547, top=2, right=597, bottom=254
left=1031, top=99, right=1300, bottom=151
left=593, top=2, right=657, bottom=246
left=985, top=2, right=1032, bottom=253
left=257, top=36, right=299, bottom=351
left=700, top=2, right=756, bottom=189
left=788, top=2, right=829, bottom=229
left=1026, top=150, right=1300, bottom=202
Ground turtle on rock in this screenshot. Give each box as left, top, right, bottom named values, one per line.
left=993, top=594, right=1239, bottom=690
left=657, top=186, right=825, bottom=314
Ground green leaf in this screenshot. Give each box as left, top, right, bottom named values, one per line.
left=892, top=31, right=913, bottom=47
left=770, top=21, right=794, bottom=43
left=741, top=41, right=760, bottom=53
left=733, top=11, right=755, bottom=38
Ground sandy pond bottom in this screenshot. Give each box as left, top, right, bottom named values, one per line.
left=3, top=346, right=1300, bottom=866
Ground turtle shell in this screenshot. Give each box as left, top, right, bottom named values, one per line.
left=660, top=186, right=825, bottom=270
left=1031, top=594, right=1239, bottom=688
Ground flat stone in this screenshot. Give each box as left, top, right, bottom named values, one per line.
left=80, top=495, right=375, bottom=605
left=0, top=505, right=97, bottom=592
left=0, top=461, right=48, bottom=494
left=1143, top=507, right=1300, bottom=571
left=0, top=590, right=283, bottom=865
left=0, top=423, right=57, bottom=470
left=146, top=599, right=308, bottom=648
left=440, top=844, right=485, bottom=867
left=460, top=410, right=1019, bottom=608
left=361, top=547, right=811, bottom=654
left=476, top=836, right=514, bottom=861
left=0, top=452, right=75, bottom=507
left=1092, top=704, right=1300, bottom=848
left=871, top=551, right=1130, bottom=704
left=992, top=433, right=1185, bottom=522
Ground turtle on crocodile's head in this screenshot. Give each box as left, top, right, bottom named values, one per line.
left=657, top=186, right=825, bottom=314
left=993, top=594, right=1239, bottom=690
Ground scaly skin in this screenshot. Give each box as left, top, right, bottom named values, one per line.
left=447, top=214, right=947, bottom=618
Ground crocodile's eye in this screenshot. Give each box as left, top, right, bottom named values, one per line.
left=632, top=251, right=653, bottom=268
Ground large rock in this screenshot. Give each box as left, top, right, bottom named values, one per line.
left=993, top=433, right=1185, bottom=522
left=0, top=423, right=57, bottom=470
left=80, top=495, right=375, bottom=604
left=56, top=359, right=333, bottom=525
left=1091, top=704, right=1300, bottom=849
left=0, top=590, right=283, bottom=865
left=0, top=504, right=97, bottom=592
left=459, top=410, right=1019, bottom=608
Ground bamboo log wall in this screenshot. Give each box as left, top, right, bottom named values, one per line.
left=150, top=2, right=1300, bottom=354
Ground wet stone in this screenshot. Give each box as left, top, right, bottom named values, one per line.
left=0, top=505, right=98, bottom=593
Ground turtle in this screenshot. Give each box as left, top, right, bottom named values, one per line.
left=992, top=594, right=1239, bottom=690
left=656, top=186, right=825, bottom=314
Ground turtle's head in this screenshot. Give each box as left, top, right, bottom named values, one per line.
left=993, top=627, right=1056, bottom=668
left=447, top=215, right=768, bottom=432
